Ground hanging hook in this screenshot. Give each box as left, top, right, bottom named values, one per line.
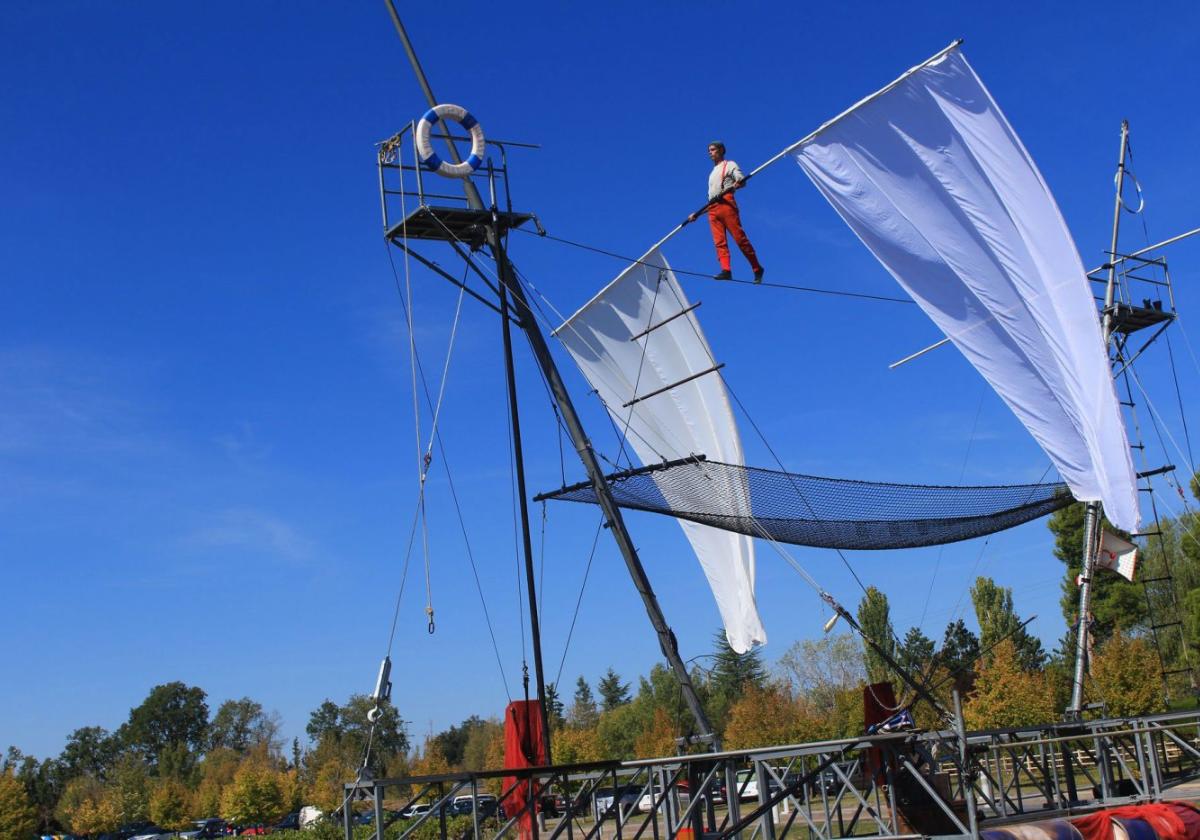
left=425, top=605, right=435, bottom=634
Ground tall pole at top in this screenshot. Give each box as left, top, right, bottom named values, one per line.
left=382, top=1, right=716, bottom=747
left=1068, top=119, right=1130, bottom=717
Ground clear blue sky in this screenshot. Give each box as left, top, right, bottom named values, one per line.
left=4, top=1, right=1200, bottom=759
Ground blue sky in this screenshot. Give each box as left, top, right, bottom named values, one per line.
left=4, top=1, right=1200, bottom=759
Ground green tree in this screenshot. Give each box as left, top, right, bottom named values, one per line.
left=897, top=627, right=935, bottom=675
left=970, top=576, right=1045, bottom=671
left=305, top=701, right=342, bottom=745
left=938, top=619, right=981, bottom=689
left=543, top=683, right=565, bottom=730
left=119, top=682, right=210, bottom=767
left=210, top=699, right=280, bottom=754
left=58, top=726, right=121, bottom=782
left=0, top=770, right=39, bottom=840
left=778, top=634, right=866, bottom=708
left=597, top=668, right=631, bottom=711
left=432, top=716, right=486, bottom=767
left=568, top=678, right=598, bottom=728
left=705, top=629, right=767, bottom=733
left=856, top=587, right=897, bottom=685
left=1050, top=503, right=1146, bottom=645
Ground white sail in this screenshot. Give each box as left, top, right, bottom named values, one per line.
left=792, top=49, right=1140, bottom=533
left=556, top=249, right=766, bottom=652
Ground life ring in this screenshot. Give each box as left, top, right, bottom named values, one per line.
left=415, top=104, right=485, bottom=179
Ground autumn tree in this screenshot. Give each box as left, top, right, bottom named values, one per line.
left=723, top=683, right=820, bottom=750
left=963, top=640, right=1058, bottom=729
left=149, top=779, right=191, bottom=830
left=706, top=630, right=767, bottom=732
left=1089, top=630, right=1165, bottom=717
left=221, top=762, right=285, bottom=826
left=1, top=770, right=40, bottom=840
left=109, top=754, right=150, bottom=826
left=856, top=587, right=897, bottom=685
left=632, top=708, right=679, bottom=759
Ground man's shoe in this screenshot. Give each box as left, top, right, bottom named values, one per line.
left=714, top=270, right=732, bottom=280
left=753, top=267, right=764, bottom=284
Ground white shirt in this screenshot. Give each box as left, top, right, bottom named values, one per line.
left=707, top=159, right=744, bottom=200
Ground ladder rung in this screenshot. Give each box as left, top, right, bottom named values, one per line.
left=1133, top=531, right=1163, bottom=538
left=1120, top=401, right=1136, bottom=407
left=1140, top=576, right=1174, bottom=583
left=1163, top=668, right=1193, bottom=676
left=1151, top=621, right=1183, bottom=631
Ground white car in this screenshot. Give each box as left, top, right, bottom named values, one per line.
left=735, top=770, right=759, bottom=801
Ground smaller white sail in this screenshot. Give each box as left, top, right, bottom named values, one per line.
left=1097, top=530, right=1138, bottom=582
left=792, top=48, right=1140, bottom=533
left=556, top=249, right=766, bottom=653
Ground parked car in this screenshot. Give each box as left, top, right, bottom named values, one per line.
left=271, top=813, right=299, bottom=832
left=450, top=794, right=503, bottom=819
left=594, top=785, right=641, bottom=819
left=128, top=825, right=171, bottom=840
left=179, top=819, right=228, bottom=840
left=404, top=804, right=432, bottom=820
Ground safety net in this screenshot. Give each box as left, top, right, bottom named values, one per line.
left=535, top=458, right=1073, bottom=550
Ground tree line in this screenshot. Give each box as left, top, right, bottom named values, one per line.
left=6, top=490, right=1197, bottom=839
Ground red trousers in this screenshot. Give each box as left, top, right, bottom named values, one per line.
left=708, top=196, right=761, bottom=272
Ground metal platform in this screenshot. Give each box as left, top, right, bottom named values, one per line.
left=1105, top=301, right=1175, bottom=335
left=385, top=205, right=534, bottom=249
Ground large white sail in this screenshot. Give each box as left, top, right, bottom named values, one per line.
left=792, top=49, right=1140, bottom=533
left=556, top=249, right=766, bottom=652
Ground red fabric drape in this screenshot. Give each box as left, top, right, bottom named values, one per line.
left=502, top=701, right=547, bottom=840
left=1071, top=802, right=1200, bottom=840
left=862, top=682, right=898, bottom=782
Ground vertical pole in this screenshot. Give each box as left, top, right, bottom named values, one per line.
left=373, top=783, right=384, bottom=840
left=343, top=791, right=353, bottom=840
left=382, top=0, right=716, bottom=745
left=1069, top=120, right=1131, bottom=718
left=499, top=263, right=554, bottom=766
left=953, top=690, right=979, bottom=840
left=1069, top=503, right=1101, bottom=714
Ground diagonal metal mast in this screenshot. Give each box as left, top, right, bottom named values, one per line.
left=1068, top=120, right=1130, bottom=716
left=382, top=1, right=716, bottom=747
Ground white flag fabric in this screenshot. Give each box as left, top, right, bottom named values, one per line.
left=793, top=49, right=1140, bottom=533
left=556, top=249, right=766, bottom=652
left=1097, top=530, right=1138, bottom=581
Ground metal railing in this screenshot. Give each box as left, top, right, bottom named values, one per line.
left=343, top=709, right=1200, bottom=840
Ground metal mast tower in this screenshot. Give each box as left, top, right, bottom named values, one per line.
left=1069, top=120, right=1197, bottom=713
left=379, top=2, right=717, bottom=750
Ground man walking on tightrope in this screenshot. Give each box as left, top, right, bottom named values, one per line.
left=689, top=141, right=764, bottom=283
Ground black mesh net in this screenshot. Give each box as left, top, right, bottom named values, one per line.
left=536, top=459, right=1072, bottom=550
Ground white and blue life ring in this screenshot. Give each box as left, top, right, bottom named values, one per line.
left=414, top=103, right=485, bottom=179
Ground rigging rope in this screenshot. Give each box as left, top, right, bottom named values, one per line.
left=511, top=225, right=917, bottom=306
left=384, top=243, right=513, bottom=700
